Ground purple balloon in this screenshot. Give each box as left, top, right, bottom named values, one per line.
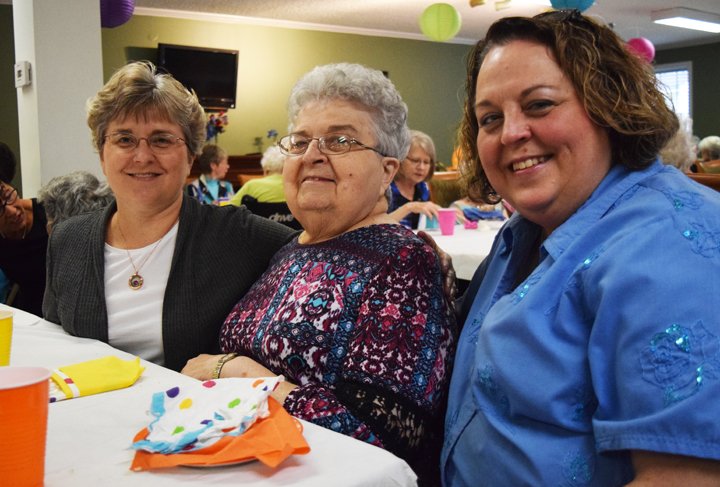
left=550, top=0, right=594, bottom=12
left=627, top=37, right=656, bottom=63
left=100, top=0, right=135, bottom=29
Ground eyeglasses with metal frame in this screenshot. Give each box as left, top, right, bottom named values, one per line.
left=278, top=133, right=387, bottom=157
left=103, top=132, right=188, bottom=153
left=405, top=156, right=432, bottom=167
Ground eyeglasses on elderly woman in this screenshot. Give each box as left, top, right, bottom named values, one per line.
left=0, top=185, right=18, bottom=216
left=278, top=133, right=387, bottom=157
left=102, top=132, right=188, bottom=154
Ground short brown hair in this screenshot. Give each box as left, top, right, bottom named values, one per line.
left=87, top=61, right=206, bottom=158
left=460, top=10, right=678, bottom=203
left=197, top=144, right=227, bottom=174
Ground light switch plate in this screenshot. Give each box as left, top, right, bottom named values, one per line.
left=14, top=61, right=31, bottom=88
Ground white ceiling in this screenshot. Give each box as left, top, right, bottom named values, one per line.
left=133, top=0, right=720, bottom=49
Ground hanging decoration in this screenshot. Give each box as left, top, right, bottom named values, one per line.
left=549, top=0, right=594, bottom=12
left=419, top=3, right=462, bottom=42
left=626, top=37, right=656, bottom=63
left=100, top=0, right=135, bottom=28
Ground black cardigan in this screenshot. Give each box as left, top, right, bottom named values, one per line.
left=43, top=195, right=295, bottom=371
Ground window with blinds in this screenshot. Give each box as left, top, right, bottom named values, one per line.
left=655, top=62, right=692, bottom=123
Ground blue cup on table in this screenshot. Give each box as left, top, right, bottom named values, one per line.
left=417, top=214, right=439, bottom=230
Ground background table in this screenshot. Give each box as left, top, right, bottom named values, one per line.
left=4, top=305, right=417, bottom=487
left=422, top=220, right=504, bottom=281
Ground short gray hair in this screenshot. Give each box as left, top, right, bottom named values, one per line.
left=261, top=145, right=286, bottom=174
left=38, top=171, right=115, bottom=230
left=698, top=135, right=720, bottom=160
left=287, top=63, right=410, bottom=160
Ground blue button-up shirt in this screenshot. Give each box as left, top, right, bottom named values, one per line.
left=442, top=160, right=720, bottom=486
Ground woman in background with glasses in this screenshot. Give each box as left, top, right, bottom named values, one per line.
left=0, top=141, right=49, bottom=315
left=388, top=129, right=442, bottom=228
left=183, top=63, right=456, bottom=486
left=43, top=62, right=295, bottom=372
left=443, top=10, right=720, bottom=486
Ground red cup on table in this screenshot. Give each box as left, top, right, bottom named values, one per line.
left=0, top=366, right=51, bottom=487
left=437, top=208, right=456, bottom=236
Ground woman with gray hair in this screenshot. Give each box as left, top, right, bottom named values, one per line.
left=230, top=144, right=287, bottom=205
left=183, top=63, right=455, bottom=486
left=389, top=129, right=442, bottom=228
left=698, top=135, right=720, bottom=162
left=43, top=61, right=295, bottom=371
left=38, top=171, right=115, bottom=231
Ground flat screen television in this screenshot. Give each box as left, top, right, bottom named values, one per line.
left=157, top=43, right=238, bottom=111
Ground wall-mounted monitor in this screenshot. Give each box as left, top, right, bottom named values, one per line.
left=157, top=43, right=238, bottom=111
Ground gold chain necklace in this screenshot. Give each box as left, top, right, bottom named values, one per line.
left=116, top=220, right=166, bottom=291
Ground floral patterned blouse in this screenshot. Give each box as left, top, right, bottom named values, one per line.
left=220, top=224, right=455, bottom=484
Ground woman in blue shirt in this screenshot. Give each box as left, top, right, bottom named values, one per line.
left=388, top=130, right=441, bottom=228
left=442, top=10, right=720, bottom=486
left=186, top=144, right=235, bottom=205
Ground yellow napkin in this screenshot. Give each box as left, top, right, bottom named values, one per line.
left=49, top=356, right=144, bottom=402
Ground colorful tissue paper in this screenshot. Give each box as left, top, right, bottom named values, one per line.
left=130, top=377, right=309, bottom=470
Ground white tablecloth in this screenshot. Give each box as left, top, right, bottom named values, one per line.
left=422, top=220, right=503, bottom=281
left=3, top=305, right=417, bottom=487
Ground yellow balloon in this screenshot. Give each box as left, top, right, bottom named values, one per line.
left=419, top=3, right=462, bottom=42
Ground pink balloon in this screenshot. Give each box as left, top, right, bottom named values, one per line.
left=627, top=37, right=655, bottom=63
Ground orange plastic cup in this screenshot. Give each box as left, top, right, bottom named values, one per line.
left=0, top=366, right=51, bottom=487
left=0, top=310, right=12, bottom=366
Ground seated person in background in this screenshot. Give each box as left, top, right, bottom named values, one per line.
left=230, top=145, right=286, bottom=205
left=43, top=61, right=295, bottom=371
left=0, top=269, right=10, bottom=304
left=186, top=143, right=235, bottom=205
left=38, top=171, right=115, bottom=232
left=183, top=63, right=456, bottom=487
left=450, top=196, right=507, bottom=222
left=698, top=135, right=720, bottom=162
left=0, top=142, right=48, bottom=316
left=659, top=118, right=696, bottom=172
left=694, top=135, right=720, bottom=173
left=443, top=10, right=720, bottom=485
left=388, top=129, right=441, bottom=228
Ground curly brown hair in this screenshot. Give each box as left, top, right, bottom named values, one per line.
left=459, top=9, right=679, bottom=203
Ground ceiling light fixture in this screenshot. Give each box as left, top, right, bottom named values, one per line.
left=651, top=7, right=720, bottom=34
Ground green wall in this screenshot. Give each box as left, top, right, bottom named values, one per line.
left=0, top=5, right=20, bottom=189
left=655, top=41, right=720, bottom=139
left=102, top=15, right=472, bottom=164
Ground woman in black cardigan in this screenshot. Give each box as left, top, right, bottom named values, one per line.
left=43, top=61, right=294, bottom=371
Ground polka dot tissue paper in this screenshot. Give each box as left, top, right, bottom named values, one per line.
left=130, top=376, right=310, bottom=470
